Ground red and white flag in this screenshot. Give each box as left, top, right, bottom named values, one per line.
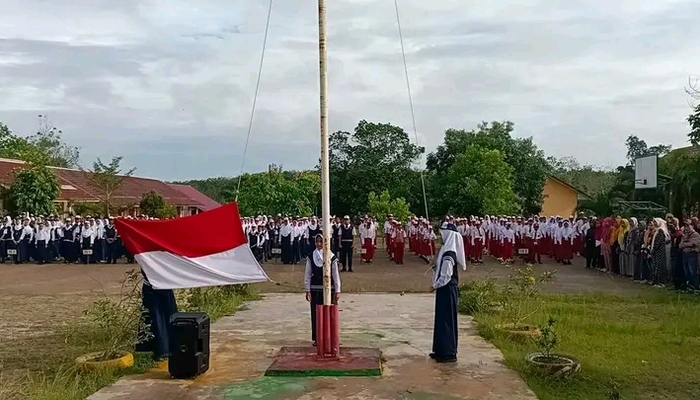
left=115, top=202, right=269, bottom=290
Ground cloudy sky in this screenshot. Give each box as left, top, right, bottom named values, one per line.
left=0, top=0, right=698, bottom=181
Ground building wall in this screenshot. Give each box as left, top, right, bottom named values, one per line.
left=541, top=177, right=578, bottom=217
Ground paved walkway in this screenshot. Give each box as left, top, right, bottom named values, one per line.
left=88, top=294, right=536, bottom=400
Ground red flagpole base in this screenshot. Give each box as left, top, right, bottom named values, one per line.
left=315, top=304, right=340, bottom=360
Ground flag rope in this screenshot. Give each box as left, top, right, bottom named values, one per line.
left=234, top=0, right=434, bottom=232
left=394, top=0, right=434, bottom=255
left=235, top=0, right=274, bottom=202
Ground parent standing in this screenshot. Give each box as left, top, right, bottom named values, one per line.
left=430, top=224, right=466, bottom=363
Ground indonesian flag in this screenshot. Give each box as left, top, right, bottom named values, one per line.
left=115, top=202, right=269, bottom=290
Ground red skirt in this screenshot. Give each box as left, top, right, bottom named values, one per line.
left=362, top=238, right=375, bottom=262
left=503, top=240, right=514, bottom=260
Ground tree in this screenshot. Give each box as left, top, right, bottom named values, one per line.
left=442, top=145, right=519, bottom=216
left=233, top=164, right=321, bottom=216
left=686, top=77, right=700, bottom=146
left=546, top=156, right=616, bottom=196
left=329, top=120, right=424, bottom=217
left=625, top=135, right=670, bottom=165
left=140, top=190, right=177, bottom=218
left=427, top=121, right=548, bottom=215
left=688, top=103, right=700, bottom=146
left=29, top=115, right=80, bottom=168
left=367, top=190, right=411, bottom=227
left=0, top=117, right=80, bottom=168
left=5, top=164, right=60, bottom=216
left=175, top=177, right=237, bottom=204
left=83, top=156, right=135, bottom=216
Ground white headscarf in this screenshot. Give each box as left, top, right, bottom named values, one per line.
left=651, top=217, right=670, bottom=244
left=312, top=248, right=324, bottom=267
left=438, top=227, right=467, bottom=271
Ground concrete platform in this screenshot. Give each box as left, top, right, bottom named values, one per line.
left=87, top=293, right=537, bottom=400
left=265, top=346, right=382, bottom=377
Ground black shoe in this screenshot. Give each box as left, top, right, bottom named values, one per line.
left=312, top=341, right=317, bottom=347
left=341, top=268, right=347, bottom=272
left=435, top=357, right=457, bottom=363
left=348, top=269, right=353, bottom=272
left=429, top=353, right=436, bottom=359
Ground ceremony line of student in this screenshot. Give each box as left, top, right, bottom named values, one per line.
left=0, top=214, right=136, bottom=265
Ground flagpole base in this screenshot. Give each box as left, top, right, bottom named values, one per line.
left=315, top=304, right=339, bottom=360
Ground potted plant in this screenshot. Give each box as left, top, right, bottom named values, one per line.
left=525, top=316, right=580, bottom=379
left=494, top=265, right=556, bottom=342
left=75, top=269, right=152, bottom=371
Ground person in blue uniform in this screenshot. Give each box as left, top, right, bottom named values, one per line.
left=303, top=234, right=341, bottom=347
left=430, top=224, right=466, bottom=363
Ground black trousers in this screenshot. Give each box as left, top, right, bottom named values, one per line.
left=309, top=290, right=338, bottom=342
left=292, top=239, right=300, bottom=263
left=106, top=240, right=118, bottom=263
left=138, top=284, right=178, bottom=360
left=585, top=245, right=599, bottom=268
left=340, top=242, right=353, bottom=271
left=36, top=240, right=47, bottom=264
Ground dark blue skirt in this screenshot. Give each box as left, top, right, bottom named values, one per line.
left=432, top=284, right=458, bottom=359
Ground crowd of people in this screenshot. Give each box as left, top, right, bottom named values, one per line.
left=0, top=214, right=158, bottom=265
left=9, top=209, right=697, bottom=295
left=243, top=212, right=700, bottom=294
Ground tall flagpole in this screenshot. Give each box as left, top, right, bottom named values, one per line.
left=318, top=0, right=332, bottom=306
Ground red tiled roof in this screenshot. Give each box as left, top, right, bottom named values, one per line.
left=0, top=158, right=205, bottom=208
left=168, top=183, right=221, bottom=211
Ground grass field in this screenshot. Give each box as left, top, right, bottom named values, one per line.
left=0, top=279, right=258, bottom=400
left=472, top=289, right=700, bottom=400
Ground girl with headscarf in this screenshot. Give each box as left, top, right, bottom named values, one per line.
left=599, top=218, right=613, bottom=272
left=679, top=220, right=700, bottom=291
left=584, top=219, right=598, bottom=269
left=631, top=219, right=646, bottom=280
left=649, top=218, right=669, bottom=286
left=640, top=220, right=655, bottom=282
left=609, top=217, right=622, bottom=274
left=669, top=218, right=685, bottom=290
left=617, top=219, right=630, bottom=276
left=624, top=218, right=637, bottom=278
left=303, top=234, right=341, bottom=347
left=560, top=221, right=574, bottom=265
left=430, top=225, right=466, bottom=363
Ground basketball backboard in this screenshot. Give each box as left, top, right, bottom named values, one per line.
left=634, top=154, right=658, bottom=189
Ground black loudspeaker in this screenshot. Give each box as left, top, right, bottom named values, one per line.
left=168, top=312, right=210, bottom=379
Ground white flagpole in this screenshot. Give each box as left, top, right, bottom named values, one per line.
left=318, top=0, right=332, bottom=305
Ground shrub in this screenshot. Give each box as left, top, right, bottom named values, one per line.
left=498, top=265, right=556, bottom=329
left=458, top=278, right=499, bottom=315
left=78, top=269, right=151, bottom=360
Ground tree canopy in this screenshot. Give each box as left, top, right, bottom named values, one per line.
left=5, top=164, right=60, bottom=216
left=367, top=190, right=411, bottom=226
left=140, top=190, right=177, bottom=218
left=0, top=113, right=690, bottom=221
left=0, top=116, right=79, bottom=168
left=426, top=121, right=549, bottom=216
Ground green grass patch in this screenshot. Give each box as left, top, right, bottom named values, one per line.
left=1, top=280, right=259, bottom=400
left=471, top=290, right=700, bottom=399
